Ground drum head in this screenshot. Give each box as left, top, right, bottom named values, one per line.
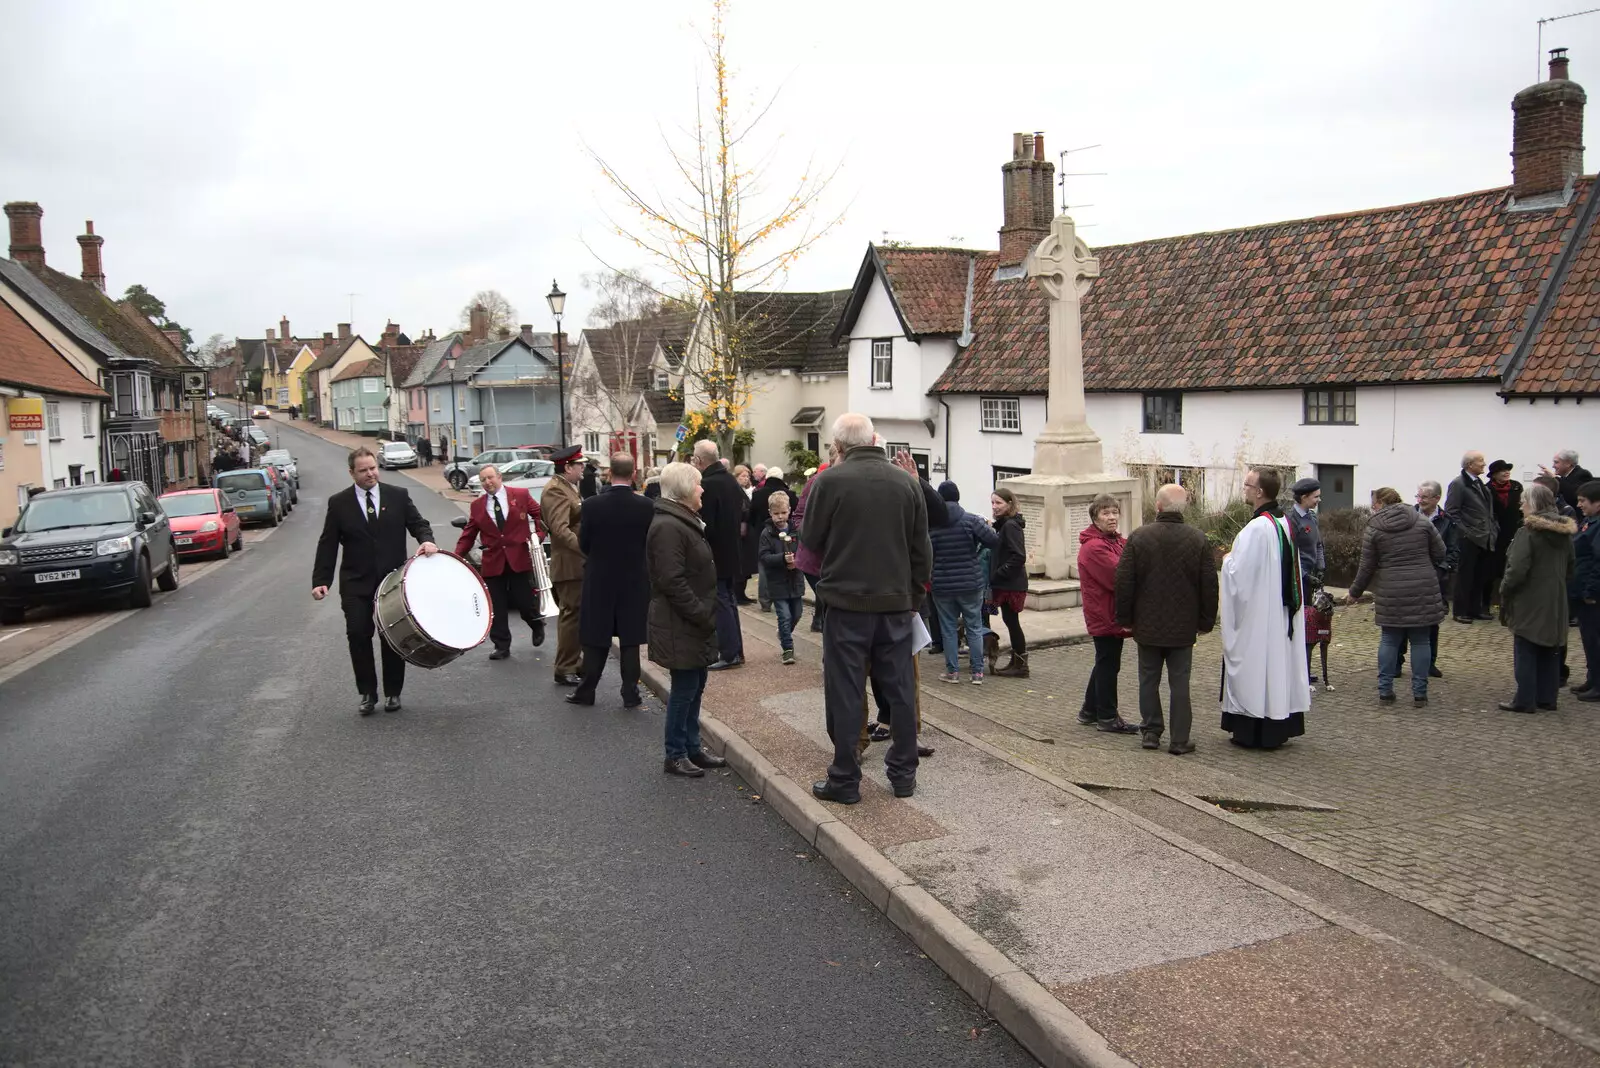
left=401, top=553, right=491, bottom=649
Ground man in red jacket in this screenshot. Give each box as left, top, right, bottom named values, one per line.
left=455, top=464, right=547, bottom=659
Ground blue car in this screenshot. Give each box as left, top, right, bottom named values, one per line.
left=214, top=469, right=285, bottom=527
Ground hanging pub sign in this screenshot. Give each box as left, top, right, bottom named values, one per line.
left=7, top=397, right=43, bottom=431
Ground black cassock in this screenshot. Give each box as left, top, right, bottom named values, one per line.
left=577, top=485, right=655, bottom=648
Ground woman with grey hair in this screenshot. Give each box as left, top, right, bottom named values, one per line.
left=646, top=462, right=728, bottom=775
left=1498, top=482, right=1578, bottom=713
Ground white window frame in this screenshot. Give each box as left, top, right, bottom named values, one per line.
left=432, top=392, right=441, bottom=413
left=654, top=370, right=670, bottom=391
left=364, top=406, right=384, bottom=423
left=81, top=401, right=93, bottom=437
left=869, top=339, right=893, bottom=389
left=979, top=396, right=1022, bottom=434
left=362, top=379, right=381, bottom=393
left=583, top=431, right=601, bottom=453
left=46, top=401, right=62, bottom=441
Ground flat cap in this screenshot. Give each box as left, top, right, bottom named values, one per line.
left=1290, top=477, right=1321, bottom=498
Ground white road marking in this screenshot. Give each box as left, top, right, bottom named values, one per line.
left=0, top=628, right=35, bottom=644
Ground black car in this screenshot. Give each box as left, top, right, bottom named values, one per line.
left=0, top=481, right=180, bottom=625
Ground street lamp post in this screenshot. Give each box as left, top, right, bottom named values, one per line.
left=546, top=279, right=567, bottom=444
left=443, top=353, right=459, bottom=465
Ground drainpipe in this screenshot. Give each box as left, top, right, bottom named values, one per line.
left=939, top=398, right=952, bottom=479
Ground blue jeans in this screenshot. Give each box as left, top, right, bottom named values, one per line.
left=1378, top=626, right=1432, bottom=698
left=664, top=667, right=708, bottom=759
left=773, top=596, right=805, bottom=650
left=933, top=592, right=986, bottom=675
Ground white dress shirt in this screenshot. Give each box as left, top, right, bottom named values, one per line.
left=487, top=487, right=509, bottom=525
left=355, top=482, right=380, bottom=517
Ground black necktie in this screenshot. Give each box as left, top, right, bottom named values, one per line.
left=492, top=494, right=505, bottom=528
left=364, top=490, right=377, bottom=523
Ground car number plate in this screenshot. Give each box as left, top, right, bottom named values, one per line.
left=35, top=569, right=80, bottom=583
left=237, top=505, right=256, bottom=512
left=174, top=537, right=194, bottom=546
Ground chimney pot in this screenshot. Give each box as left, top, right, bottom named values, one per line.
left=5, top=201, right=46, bottom=271
left=1512, top=51, right=1586, bottom=199
left=998, top=130, right=1056, bottom=266
left=76, top=219, right=106, bottom=291
left=280, top=315, right=291, bottom=341
left=323, top=331, right=334, bottom=343
left=266, top=329, right=276, bottom=341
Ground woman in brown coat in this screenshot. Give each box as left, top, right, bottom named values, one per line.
left=1346, top=487, right=1447, bottom=706
left=647, top=462, right=728, bottom=777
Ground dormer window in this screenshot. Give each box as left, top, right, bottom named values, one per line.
left=654, top=370, right=670, bottom=391
left=870, top=339, right=893, bottom=389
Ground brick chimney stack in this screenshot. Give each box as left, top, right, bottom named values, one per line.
left=999, top=132, right=1054, bottom=266
left=162, top=329, right=185, bottom=351
left=266, top=329, right=276, bottom=341
left=280, top=316, right=291, bottom=342
left=1512, top=48, right=1587, bottom=200
left=5, top=202, right=45, bottom=271
left=77, top=220, right=106, bottom=290
left=469, top=302, right=488, bottom=343
left=337, top=322, right=352, bottom=341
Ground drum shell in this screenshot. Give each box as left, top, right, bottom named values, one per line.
left=373, top=552, right=489, bottom=668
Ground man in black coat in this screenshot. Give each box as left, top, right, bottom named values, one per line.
left=693, top=440, right=747, bottom=669
left=1542, top=449, right=1594, bottom=511
left=312, top=446, right=438, bottom=716
left=1444, top=450, right=1496, bottom=623
left=568, top=454, right=656, bottom=706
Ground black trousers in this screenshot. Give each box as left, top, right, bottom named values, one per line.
left=1454, top=540, right=1494, bottom=618
left=342, top=594, right=405, bottom=698
left=486, top=568, right=543, bottom=650
left=575, top=644, right=641, bottom=703
left=823, top=608, right=918, bottom=788
left=999, top=603, right=1027, bottom=656
left=1082, top=636, right=1125, bottom=721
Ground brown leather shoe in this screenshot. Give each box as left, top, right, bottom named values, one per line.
left=688, top=750, right=727, bottom=769
left=663, top=757, right=705, bottom=777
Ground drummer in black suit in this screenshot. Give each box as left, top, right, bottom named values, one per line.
left=567, top=453, right=656, bottom=707
left=312, top=446, right=438, bottom=716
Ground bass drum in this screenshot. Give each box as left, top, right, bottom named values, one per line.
left=374, top=551, right=492, bottom=669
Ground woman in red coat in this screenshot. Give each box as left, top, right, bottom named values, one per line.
left=1077, top=494, right=1138, bottom=733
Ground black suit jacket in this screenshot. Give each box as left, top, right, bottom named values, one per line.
left=577, top=484, right=656, bottom=646
left=313, top=483, right=435, bottom=599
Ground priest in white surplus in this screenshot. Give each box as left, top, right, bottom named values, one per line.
left=1219, top=466, right=1312, bottom=749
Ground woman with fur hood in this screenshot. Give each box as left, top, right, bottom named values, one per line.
left=1498, top=482, right=1578, bottom=713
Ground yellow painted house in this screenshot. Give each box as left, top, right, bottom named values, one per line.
left=261, top=343, right=316, bottom=409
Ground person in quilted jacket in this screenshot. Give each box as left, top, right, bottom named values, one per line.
left=1077, top=494, right=1138, bottom=734
left=928, top=481, right=998, bottom=683
left=1346, top=487, right=1448, bottom=706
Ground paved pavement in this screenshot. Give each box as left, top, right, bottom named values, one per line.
left=686, top=603, right=1600, bottom=1065
left=933, top=604, right=1600, bottom=987
left=0, top=418, right=1034, bottom=1066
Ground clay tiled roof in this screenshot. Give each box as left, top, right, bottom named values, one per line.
left=934, top=182, right=1599, bottom=395
left=736, top=290, right=850, bottom=374
left=402, top=333, right=461, bottom=388
left=0, top=299, right=108, bottom=399
left=1504, top=189, right=1600, bottom=395
left=307, top=335, right=359, bottom=372
left=332, top=357, right=384, bottom=383
left=836, top=246, right=973, bottom=341
left=30, top=265, right=192, bottom=370
left=584, top=310, right=694, bottom=393
left=382, top=345, right=425, bottom=388
left=643, top=389, right=684, bottom=425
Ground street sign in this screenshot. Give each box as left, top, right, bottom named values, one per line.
left=182, top=371, right=207, bottom=398
left=6, top=397, right=43, bottom=431
left=674, top=423, right=689, bottom=442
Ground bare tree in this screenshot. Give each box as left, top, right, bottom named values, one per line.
left=458, top=289, right=518, bottom=337
left=587, top=0, right=840, bottom=450
left=192, top=333, right=229, bottom=368
left=573, top=269, right=692, bottom=439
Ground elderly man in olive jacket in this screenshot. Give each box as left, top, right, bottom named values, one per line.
left=1114, top=484, right=1218, bottom=755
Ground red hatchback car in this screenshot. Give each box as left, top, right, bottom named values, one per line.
left=158, top=488, right=243, bottom=560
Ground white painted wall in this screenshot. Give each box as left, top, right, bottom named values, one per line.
left=37, top=393, right=103, bottom=489
left=941, top=383, right=1595, bottom=511
left=742, top=371, right=848, bottom=469
left=844, top=275, right=954, bottom=425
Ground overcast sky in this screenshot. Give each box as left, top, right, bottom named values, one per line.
left=2, top=0, right=1595, bottom=346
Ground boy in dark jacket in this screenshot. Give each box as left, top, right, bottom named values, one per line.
left=760, top=494, right=807, bottom=664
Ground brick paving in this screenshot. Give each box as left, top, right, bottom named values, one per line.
left=928, top=603, right=1600, bottom=985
